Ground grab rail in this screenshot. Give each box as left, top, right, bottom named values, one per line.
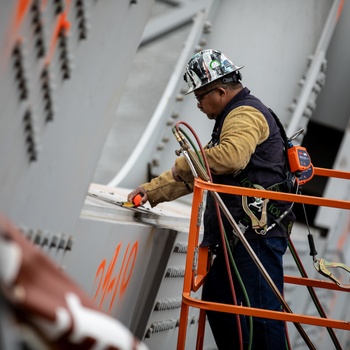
left=177, top=166, right=350, bottom=350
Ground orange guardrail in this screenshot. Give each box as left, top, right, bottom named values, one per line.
left=177, top=167, right=350, bottom=350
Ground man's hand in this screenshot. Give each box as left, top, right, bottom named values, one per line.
left=127, top=186, right=148, bottom=205
left=171, top=165, right=182, bottom=182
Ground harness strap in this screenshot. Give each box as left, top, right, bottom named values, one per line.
left=241, top=184, right=269, bottom=233
left=236, top=173, right=293, bottom=235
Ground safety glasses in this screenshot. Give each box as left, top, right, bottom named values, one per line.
left=194, top=87, right=218, bottom=103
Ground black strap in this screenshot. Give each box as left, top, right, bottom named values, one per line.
left=268, top=108, right=291, bottom=173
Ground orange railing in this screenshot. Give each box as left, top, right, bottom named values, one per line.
left=177, top=167, right=350, bottom=350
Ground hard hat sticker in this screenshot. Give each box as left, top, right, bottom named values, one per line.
left=210, top=60, right=221, bottom=69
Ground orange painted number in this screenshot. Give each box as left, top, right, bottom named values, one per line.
left=93, top=241, right=138, bottom=312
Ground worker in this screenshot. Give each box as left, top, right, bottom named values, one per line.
left=128, top=49, right=295, bottom=349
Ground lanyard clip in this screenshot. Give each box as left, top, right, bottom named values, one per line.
left=314, top=258, right=350, bottom=289
left=242, top=184, right=269, bottom=234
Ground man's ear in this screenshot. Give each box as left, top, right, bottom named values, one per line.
left=217, top=86, right=226, bottom=97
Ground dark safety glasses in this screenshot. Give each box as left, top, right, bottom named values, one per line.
left=194, top=87, right=218, bottom=103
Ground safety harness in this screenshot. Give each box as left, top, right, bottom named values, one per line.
left=236, top=174, right=294, bottom=235
left=235, top=108, right=308, bottom=236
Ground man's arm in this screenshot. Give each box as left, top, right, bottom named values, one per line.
left=175, top=106, right=269, bottom=179
left=128, top=169, right=193, bottom=207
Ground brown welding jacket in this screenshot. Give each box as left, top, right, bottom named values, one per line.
left=142, top=88, right=295, bottom=244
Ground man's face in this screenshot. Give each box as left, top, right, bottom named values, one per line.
left=193, top=86, right=224, bottom=120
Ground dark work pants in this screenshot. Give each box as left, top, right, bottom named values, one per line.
left=202, top=237, right=288, bottom=350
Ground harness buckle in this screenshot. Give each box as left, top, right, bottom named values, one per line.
left=242, top=184, right=269, bottom=234
left=254, top=227, right=268, bottom=235
left=248, top=197, right=264, bottom=212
